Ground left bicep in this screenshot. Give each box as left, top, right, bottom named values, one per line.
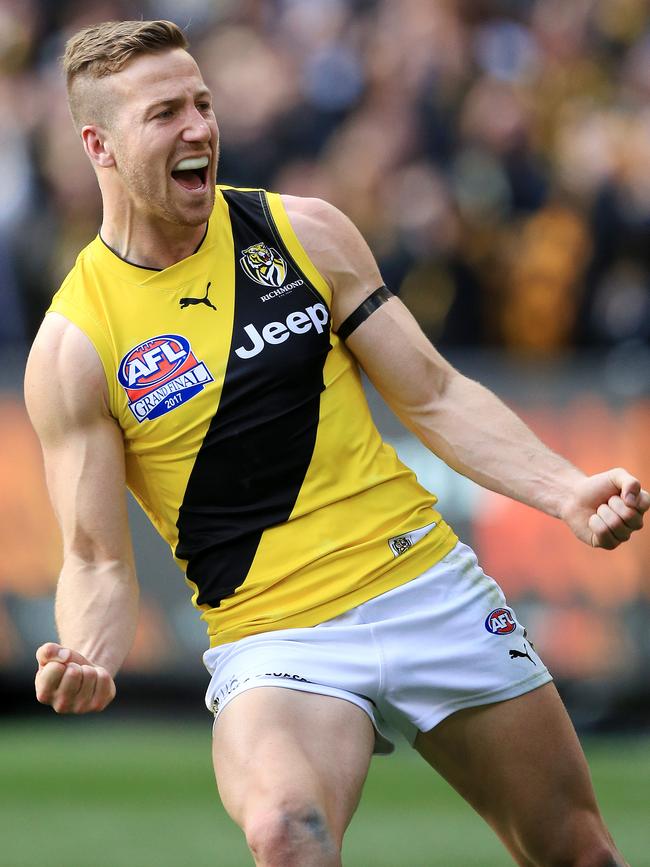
left=343, top=294, right=456, bottom=428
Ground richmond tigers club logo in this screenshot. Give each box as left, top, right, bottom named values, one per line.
left=240, top=242, right=287, bottom=288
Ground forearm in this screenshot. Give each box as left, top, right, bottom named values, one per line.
left=55, top=556, right=139, bottom=677
left=413, top=373, right=585, bottom=518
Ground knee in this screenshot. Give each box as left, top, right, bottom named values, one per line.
left=572, top=847, right=625, bottom=867
left=528, top=842, right=622, bottom=867
left=528, top=814, right=623, bottom=867
left=551, top=848, right=624, bottom=867
left=245, top=801, right=339, bottom=867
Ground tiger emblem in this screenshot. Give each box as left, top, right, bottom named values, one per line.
left=240, top=242, right=287, bottom=288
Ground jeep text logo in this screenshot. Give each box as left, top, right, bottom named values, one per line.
left=234, top=303, right=329, bottom=359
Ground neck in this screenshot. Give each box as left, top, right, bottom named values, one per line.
left=100, top=198, right=207, bottom=269
left=100, top=216, right=207, bottom=270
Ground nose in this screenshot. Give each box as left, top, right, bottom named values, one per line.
left=182, top=107, right=212, bottom=143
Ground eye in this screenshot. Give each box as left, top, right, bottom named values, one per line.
left=196, top=101, right=212, bottom=113
left=154, top=109, right=174, bottom=120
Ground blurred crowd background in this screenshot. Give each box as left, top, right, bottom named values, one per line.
left=2, top=0, right=650, bottom=355
left=1, top=0, right=649, bottom=728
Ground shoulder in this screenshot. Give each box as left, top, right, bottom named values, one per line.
left=280, top=195, right=383, bottom=322
left=27, top=312, right=105, bottom=379
left=25, top=313, right=110, bottom=437
left=280, top=195, right=359, bottom=260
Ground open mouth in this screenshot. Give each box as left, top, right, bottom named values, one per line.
left=171, top=156, right=209, bottom=192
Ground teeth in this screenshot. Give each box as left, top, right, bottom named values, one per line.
left=173, top=156, right=209, bottom=171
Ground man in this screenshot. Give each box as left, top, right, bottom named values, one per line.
left=25, top=19, right=647, bottom=867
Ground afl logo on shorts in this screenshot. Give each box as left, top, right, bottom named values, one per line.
left=118, top=334, right=213, bottom=423
left=485, top=607, right=517, bottom=635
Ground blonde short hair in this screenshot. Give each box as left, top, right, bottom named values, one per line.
left=62, top=20, right=188, bottom=130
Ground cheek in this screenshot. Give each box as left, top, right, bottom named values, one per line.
left=117, top=147, right=162, bottom=182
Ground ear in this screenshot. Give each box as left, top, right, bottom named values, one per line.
left=81, top=125, right=116, bottom=169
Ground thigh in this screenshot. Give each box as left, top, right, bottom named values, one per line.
left=212, top=686, right=375, bottom=843
left=414, top=683, right=618, bottom=866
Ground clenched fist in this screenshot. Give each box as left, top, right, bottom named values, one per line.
left=35, top=643, right=116, bottom=714
left=561, top=468, right=650, bottom=549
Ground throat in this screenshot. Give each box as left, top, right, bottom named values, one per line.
left=100, top=221, right=208, bottom=269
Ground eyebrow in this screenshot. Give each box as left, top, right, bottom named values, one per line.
left=143, top=89, right=212, bottom=115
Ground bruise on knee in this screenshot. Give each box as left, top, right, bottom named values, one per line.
left=247, top=803, right=339, bottom=864
left=280, top=806, right=337, bottom=856
left=299, top=807, right=335, bottom=850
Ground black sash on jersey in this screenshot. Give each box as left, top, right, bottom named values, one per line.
left=175, top=190, right=331, bottom=608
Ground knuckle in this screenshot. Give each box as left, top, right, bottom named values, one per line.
left=595, top=529, right=615, bottom=549
left=37, top=642, right=56, bottom=659
left=71, top=701, right=91, bottom=715
left=98, top=670, right=113, bottom=689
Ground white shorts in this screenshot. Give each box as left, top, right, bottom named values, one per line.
left=203, top=542, right=552, bottom=754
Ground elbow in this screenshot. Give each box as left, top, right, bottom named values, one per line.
left=411, top=365, right=458, bottom=425
left=63, top=548, right=136, bottom=584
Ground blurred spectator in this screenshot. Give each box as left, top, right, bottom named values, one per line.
left=0, top=0, right=649, bottom=356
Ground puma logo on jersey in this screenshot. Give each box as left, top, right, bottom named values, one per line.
left=179, top=281, right=216, bottom=311
left=234, top=303, right=329, bottom=359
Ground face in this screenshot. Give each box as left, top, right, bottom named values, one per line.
left=100, top=49, right=219, bottom=228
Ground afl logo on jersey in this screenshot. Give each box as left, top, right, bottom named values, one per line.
left=240, top=242, right=287, bottom=288
left=118, top=334, right=214, bottom=423
left=485, top=607, right=517, bottom=635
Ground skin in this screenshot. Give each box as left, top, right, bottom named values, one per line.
left=212, top=690, right=373, bottom=866
left=81, top=48, right=219, bottom=268
left=26, top=45, right=647, bottom=865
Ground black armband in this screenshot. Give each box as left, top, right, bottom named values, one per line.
left=336, top=285, right=394, bottom=341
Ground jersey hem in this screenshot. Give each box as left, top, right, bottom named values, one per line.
left=207, top=525, right=458, bottom=647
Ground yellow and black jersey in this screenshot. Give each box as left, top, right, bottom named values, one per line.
left=48, top=187, right=457, bottom=646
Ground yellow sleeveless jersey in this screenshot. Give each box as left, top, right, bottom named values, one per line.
left=48, top=187, right=457, bottom=646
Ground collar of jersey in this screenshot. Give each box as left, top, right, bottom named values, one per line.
left=92, top=223, right=216, bottom=286
left=89, top=189, right=230, bottom=286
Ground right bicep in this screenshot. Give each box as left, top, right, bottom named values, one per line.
left=25, top=315, right=132, bottom=565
